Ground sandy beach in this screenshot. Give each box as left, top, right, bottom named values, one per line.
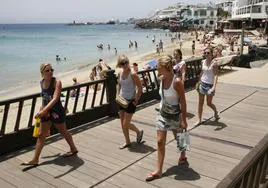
left=0, top=32, right=202, bottom=101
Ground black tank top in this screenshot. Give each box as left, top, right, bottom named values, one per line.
left=40, top=77, right=64, bottom=113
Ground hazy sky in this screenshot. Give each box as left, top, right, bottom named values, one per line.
left=1, top=0, right=207, bottom=23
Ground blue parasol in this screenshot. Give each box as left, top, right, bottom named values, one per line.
left=147, top=59, right=158, bottom=68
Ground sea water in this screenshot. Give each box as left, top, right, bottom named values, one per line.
left=0, top=24, right=172, bottom=95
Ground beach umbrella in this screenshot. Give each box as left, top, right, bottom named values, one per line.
left=147, top=59, right=158, bottom=69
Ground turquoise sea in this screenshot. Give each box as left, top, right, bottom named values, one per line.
left=0, top=24, right=171, bottom=95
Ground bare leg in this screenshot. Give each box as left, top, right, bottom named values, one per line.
left=27, top=121, right=51, bottom=164
left=55, top=123, right=77, bottom=153
left=155, top=130, right=167, bottom=175
left=206, top=95, right=219, bottom=118
left=196, top=93, right=205, bottom=124
left=119, top=111, right=131, bottom=145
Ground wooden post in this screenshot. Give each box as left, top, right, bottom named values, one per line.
left=105, top=70, right=118, bottom=117
left=240, top=21, right=245, bottom=55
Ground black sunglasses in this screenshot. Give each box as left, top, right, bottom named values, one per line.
left=204, top=52, right=210, bottom=55
left=120, top=61, right=128, bottom=66
left=45, top=68, right=54, bottom=73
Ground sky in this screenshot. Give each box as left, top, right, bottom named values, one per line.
left=0, top=0, right=207, bottom=23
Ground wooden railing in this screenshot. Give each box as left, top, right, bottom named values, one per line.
left=216, top=133, right=268, bottom=188
left=0, top=58, right=203, bottom=155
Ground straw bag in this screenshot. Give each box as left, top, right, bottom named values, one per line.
left=116, top=95, right=129, bottom=108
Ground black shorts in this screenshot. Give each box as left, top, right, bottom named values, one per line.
left=118, top=99, right=137, bottom=114
left=41, top=110, right=66, bottom=124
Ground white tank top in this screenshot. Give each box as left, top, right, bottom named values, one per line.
left=201, top=59, right=215, bottom=85
left=119, top=72, right=136, bottom=100
left=159, top=76, right=179, bottom=108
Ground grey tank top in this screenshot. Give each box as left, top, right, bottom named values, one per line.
left=119, top=72, right=136, bottom=100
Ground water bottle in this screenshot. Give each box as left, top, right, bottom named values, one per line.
left=176, top=132, right=187, bottom=152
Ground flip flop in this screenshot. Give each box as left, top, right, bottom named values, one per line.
left=145, top=172, right=162, bottom=182
left=20, top=162, right=39, bottom=166
left=119, top=143, right=131, bottom=150
left=62, top=150, right=78, bottom=157
left=136, top=130, right=144, bottom=144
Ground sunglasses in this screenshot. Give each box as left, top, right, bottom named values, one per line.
left=120, top=62, right=128, bottom=66
left=44, top=68, right=54, bottom=73
left=204, top=52, right=210, bottom=55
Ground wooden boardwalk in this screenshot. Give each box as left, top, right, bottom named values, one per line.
left=0, top=82, right=267, bottom=188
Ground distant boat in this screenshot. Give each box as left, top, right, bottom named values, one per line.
left=66, top=21, right=93, bottom=26
left=106, top=20, right=116, bottom=25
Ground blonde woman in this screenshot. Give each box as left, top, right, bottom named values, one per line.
left=21, top=63, right=78, bottom=166
left=116, top=55, right=144, bottom=149
left=146, top=55, right=188, bottom=181
left=195, top=47, right=219, bottom=125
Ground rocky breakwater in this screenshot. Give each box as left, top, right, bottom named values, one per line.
left=135, top=19, right=169, bottom=29
left=135, top=19, right=185, bottom=32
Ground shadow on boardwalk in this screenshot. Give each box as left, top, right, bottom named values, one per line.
left=164, top=166, right=201, bottom=181
left=22, top=155, right=84, bottom=179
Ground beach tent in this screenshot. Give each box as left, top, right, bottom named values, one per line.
left=147, top=59, right=158, bottom=69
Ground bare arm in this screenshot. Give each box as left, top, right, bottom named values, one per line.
left=211, top=62, right=219, bottom=91
left=132, top=73, right=142, bottom=105
left=181, top=63, right=186, bottom=83
left=117, top=73, right=121, bottom=96
left=175, top=78, right=188, bottom=129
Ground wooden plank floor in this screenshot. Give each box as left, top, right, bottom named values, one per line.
left=0, top=82, right=268, bottom=188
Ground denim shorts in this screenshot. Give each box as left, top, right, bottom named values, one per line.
left=156, top=113, right=181, bottom=131
left=199, top=82, right=214, bottom=96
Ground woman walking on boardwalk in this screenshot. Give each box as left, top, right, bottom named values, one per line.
left=173, top=49, right=186, bottom=83
left=195, top=47, right=219, bottom=125
left=116, top=55, right=144, bottom=149
left=146, top=55, right=188, bottom=181
left=21, top=63, right=78, bottom=166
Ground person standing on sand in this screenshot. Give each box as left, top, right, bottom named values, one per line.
left=192, top=41, right=195, bottom=56
left=116, top=55, right=144, bottom=149
left=146, top=55, right=188, bottom=181
left=21, top=63, right=78, bottom=166
left=195, top=48, right=220, bottom=126
left=159, top=39, right=163, bottom=52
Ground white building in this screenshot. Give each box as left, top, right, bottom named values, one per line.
left=215, top=0, right=234, bottom=14
left=181, top=6, right=218, bottom=28
left=152, top=5, right=218, bottom=28
left=232, top=0, right=268, bottom=20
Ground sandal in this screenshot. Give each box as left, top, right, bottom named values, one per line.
left=178, top=157, right=189, bottom=167
left=145, top=172, right=162, bottom=182
left=136, top=130, right=144, bottom=144
left=119, top=143, right=131, bottom=150
left=214, top=112, right=220, bottom=121
left=21, top=161, right=39, bottom=166
left=62, top=150, right=78, bottom=157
